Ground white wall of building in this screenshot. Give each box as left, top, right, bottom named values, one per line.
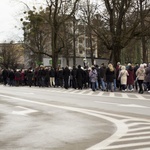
left=43, top=57, right=108, bottom=68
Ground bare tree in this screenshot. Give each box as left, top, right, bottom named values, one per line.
left=91, top=0, right=150, bottom=66
left=21, top=0, right=80, bottom=68
left=0, top=42, right=23, bottom=69
left=21, top=9, right=51, bottom=67
left=79, top=0, right=99, bottom=65
left=45, top=0, right=80, bottom=68
left=139, top=0, right=150, bottom=63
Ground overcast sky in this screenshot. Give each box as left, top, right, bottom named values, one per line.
left=0, top=0, right=43, bottom=43
left=0, top=0, right=17, bottom=42
left=0, top=0, right=99, bottom=43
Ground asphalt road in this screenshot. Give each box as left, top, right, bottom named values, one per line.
left=0, top=85, right=150, bottom=150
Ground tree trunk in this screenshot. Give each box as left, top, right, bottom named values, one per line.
left=112, top=45, right=121, bottom=67
left=141, top=37, right=147, bottom=63
left=73, top=15, right=76, bottom=67
left=140, top=0, right=148, bottom=63
left=89, top=32, right=94, bottom=65
left=52, top=29, right=58, bottom=68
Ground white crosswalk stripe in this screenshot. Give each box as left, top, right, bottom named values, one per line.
left=48, top=88, right=150, bottom=100
left=101, top=118, right=150, bottom=150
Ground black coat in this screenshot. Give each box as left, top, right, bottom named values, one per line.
left=76, top=68, right=84, bottom=88
left=99, top=66, right=106, bottom=78
left=49, top=68, right=55, bottom=77
left=27, top=71, right=33, bottom=81
left=58, top=69, right=64, bottom=79
left=106, top=68, right=115, bottom=82
left=2, top=69, right=8, bottom=79
left=63, top=67, right=70, bottom=79
left=27, top=71, right=34, bottom=86
left=8, top=71, right=15, bottom=80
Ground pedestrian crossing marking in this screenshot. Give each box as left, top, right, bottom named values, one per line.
left=128, top=122, right=150, bottom=127
left=117, top=135, right=150, bottom=142
left=97, top=92, right=104, bottom=96
left=78, top=90, right=89, bottom=94
left=44, top=88, right=150, bottom=100
left=122, top=93, right=129, bottom=98
left=103, top=141, right=150, bottom=149
left=101, top=117, right=150, bottom=150
left=109, top=93, right=115, bottom=97
left=3, top=85, right=149, bottom=101
left=129, top=126, right=150, bottom=132
left=87, top=91, right=95, bottom=95
left=126, top=131, right=150, bottom=136
left=136, top=94, right=147, bottom=100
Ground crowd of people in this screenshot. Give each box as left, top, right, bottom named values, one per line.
left=0, top=62, right=150, bottom=94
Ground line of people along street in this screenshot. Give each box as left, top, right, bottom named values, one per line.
left=0, top=62, right=150, bottom=94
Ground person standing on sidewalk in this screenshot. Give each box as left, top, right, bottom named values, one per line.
left=2, top=68, right=8, bottom=86
left=105, top=63, right=115, bottom=92
left=27, top=68, right=34, bottom=87
left=71, top=66, right=77, bottom=89
left=136, top=64, right=145, bottom=94
left=134, top=63, right=139, bottom=91
left=127, top=64, right=134, bottom=91
left=99, top=63, right=106, bottom=91
left=76, top=65, right=84, bottom=90
left=118, top=65, right=129, bottom=91
left=63, top=66, right=70, bottom=89
left=145, top=63, right=150, bottom=92
left=89, top=65, right=98, bottom=91
left=49, top=67, right=55, bottom=87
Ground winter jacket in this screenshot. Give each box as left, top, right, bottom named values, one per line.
left=136, top=68, right=145, bottom=80
left=119, top=69, right=129, bottom=85
left=89, top=69, right=97, bottom=83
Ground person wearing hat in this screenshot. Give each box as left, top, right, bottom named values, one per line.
left=118, top=65, right=129, bottom=91
left=76, top=65, right=84, bottom=90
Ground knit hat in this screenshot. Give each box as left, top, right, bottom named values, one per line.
left=117, top=62, right=120, bottom=65
left=143, top=63, right=147, bottom=67
left=140, top=64, right=144, bottom=68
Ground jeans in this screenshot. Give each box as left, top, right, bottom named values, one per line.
left=107, top=82, right=113, bottom=91
left=113, top=79, right=116, bottom=91
left=95, top=80, right=99, bottom=90
left=91, top=82, right=96, bottom=91
left=100, top=78, right=106, bottom=90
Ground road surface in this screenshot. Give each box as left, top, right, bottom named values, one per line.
left=0, top=85, right=150, bottom=150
